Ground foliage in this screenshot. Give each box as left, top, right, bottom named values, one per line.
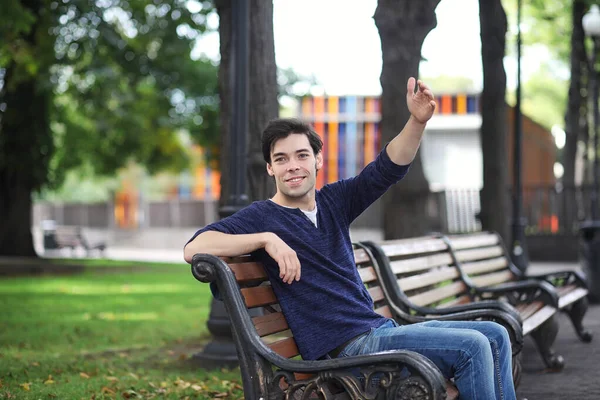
left=0, top=265, right=245, bottom=399
left=1, top=0, right=220, bottom=190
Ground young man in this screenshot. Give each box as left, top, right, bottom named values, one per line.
left=184, top=78, right=517, bottom=400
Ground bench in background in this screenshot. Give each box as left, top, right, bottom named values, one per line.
left=43, top=225, right=106, bottom=257
left=365, top=235, right=563, bottom=371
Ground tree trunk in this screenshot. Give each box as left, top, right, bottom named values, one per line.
left=0, top=0, right=53, bottom=257
left=216, top=0, right=277, bottom=207
left=479, top=0, right=510, bottom=242
left=563, top=0, right=585, bottom=188
left=374, top=0, right=440, bottom=239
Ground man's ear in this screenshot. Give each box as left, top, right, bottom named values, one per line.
left=266, top=162, right=274, bottom=176
left=316, top=152, right=324, bottom=171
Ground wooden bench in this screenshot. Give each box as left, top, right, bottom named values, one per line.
left=446, top=232, right=593, bottom=342
left=191, top=250, right=452, bottom=400
left=364, top=235, right=564, bottom=372
left=44, top=225, right=106, bottom=257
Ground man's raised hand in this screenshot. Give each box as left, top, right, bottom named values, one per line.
left=263, top=233, right=301, bottom=284
left=406, top=77, right=436, bottom=124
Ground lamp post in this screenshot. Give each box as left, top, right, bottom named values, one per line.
left=192, top=0, right=250, bottom=367
left=581, top=4, right=600, bottom=303
left=511, top=0, right=529, bottom=273
left=583, top=5, right=600, bottom=219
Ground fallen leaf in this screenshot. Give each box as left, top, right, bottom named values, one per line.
left=190, top=384, right=202, bottom=391
left=44, top=379, right=55, bottom=385
left=213, top=392, right=229, bottom=398
left=160, top=381, right=167, bottom=388
left=101, top=387, right=115, bottom=395
left=128, top=372, right=139, bottom=380
left=105, top=376, right=119, bottom=382
left=19, top=382, right=31, bottom=391
left=31, top=362, right=40, bottom=367
left=178, top=354, right=187, bottom=361
left=80, top=372, right=90, bottom=379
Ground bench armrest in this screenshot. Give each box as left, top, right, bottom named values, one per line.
left=471, top=279, right=560, bottom=308
left=191, top=253, right=447, bottom=400
left=526, top=270, right=588, bottom=290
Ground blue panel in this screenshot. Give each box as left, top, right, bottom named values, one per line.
left=338, top=123, right=346, bottom=179
left=467, top=95, right=476, bottom=113
left=338, top=97, right=346, bottom=113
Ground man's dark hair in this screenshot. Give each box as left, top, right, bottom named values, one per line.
left=261, top=118, right=323, bottom=163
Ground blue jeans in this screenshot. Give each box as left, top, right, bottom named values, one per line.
left=339, top=319, right=516, bottom=400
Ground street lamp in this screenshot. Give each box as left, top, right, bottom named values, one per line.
left=511, top=0, right=529, bottom=273
left=580, top=5, right=600, bottom=303
left=583, top=4, right=600, bottom=219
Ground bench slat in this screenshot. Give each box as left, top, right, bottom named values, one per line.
left=374, top=305, right=392, bottom=318
left=268, top=337, right=300, bottom=358
left=241, top=286, right=278, bottom=308
left=408, top=281, right=467, bottom=307
left=470, top=271, right=514, bottom=287
left=389, top=253, right=454, bottom=275
left=436, top=294, right=472, bottom=308
left=368, top=286, right=385, bottom=303
left=252, top=312, right=289, bottom=336
left=380, top=237, right=448, bottom=257
left=230, top=262, right=268, bottom=283
left=448, top=233, right=499, bottom=250
left=520, top=304, right=556, bottom=335
left=397, top=266, right=460, bottom=292
left=353, top=249, right=371, bottom=264
left=461, top=257, right=508, bottom=275
left=454, top=246, right=504, bottom=262
left=557, top=286, right=588, bottom=308
left=359, top=266, right=378, bottom=284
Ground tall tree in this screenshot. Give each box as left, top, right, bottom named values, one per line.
left=479, top=0, right=510, bottom=241
left=215, top=0, right=278, bottom=205
left=0, top=0, right=219, bottom=257
left=374, top=0, right=441, bottom=239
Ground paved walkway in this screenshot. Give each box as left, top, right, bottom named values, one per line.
left=516, top=303, right=600, bottom=399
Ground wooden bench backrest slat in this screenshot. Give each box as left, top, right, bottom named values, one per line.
left=359, top=266, right=378, bottom=284
left=354, top=248, right=371, bottom=264
left=241, top=286, right=278, bottom=308
left=453, top=246, right=504, bottom=263
left=515, top=301, right=545, bottom=320
left=447, top=233, right=499, bottom=250
left=436, top=294, right=472, bottom=308
left=397, top=266, right=460, bottom=292
left=230, top=262, right=268, bottom=282
left=470, top=270, right=514, bottom=287
left=252, top=312, right=289, bottom=336
left=461, top=257, right=508, bottom=275
left=380, top=237, right=448, bottom=257
left=368, top=286, right=385, bottom=303
left=268, top=337, right=300, bottom=358
left=389, top=253, right=454, bottom=275
left=408, top=281, right=468, bottom=307
left=374, top=305, right=393, bottom=318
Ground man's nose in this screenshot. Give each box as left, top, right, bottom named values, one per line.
left=287, top=164, right=300, bottom=172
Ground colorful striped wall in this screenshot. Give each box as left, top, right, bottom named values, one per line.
left=300, top=94, right=479, bottom=188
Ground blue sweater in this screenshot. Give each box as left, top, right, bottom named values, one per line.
left=188, top=147, right=410, bottom=360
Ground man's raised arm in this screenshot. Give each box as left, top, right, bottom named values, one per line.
left=386, top=77, right=436, bottom=166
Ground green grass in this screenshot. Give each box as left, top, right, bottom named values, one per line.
left=0, top=263, right=245, bottom=399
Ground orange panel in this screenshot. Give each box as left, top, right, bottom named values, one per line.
left=441, top=95, right=452, bottom=114
left=456, top=94, right=467, bottom=114
left=364, top=123, right=375, bottom=166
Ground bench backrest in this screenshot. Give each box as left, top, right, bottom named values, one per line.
left=374, top=236, right=473, bottom=310
left=446, top=232, right=517, bottom=287
left=225, top=245, right=390, bottom=361
left=54, top=226, right=83, bottom=246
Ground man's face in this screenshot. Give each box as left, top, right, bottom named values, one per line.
left=266, top=133, right=323, bottom=201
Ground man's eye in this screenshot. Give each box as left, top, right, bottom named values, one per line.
left=275, top=158, right=284, bottom=163
left=299, top=154, right=308, bottom=159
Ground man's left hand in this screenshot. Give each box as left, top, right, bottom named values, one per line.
left=406, top=77, right=436, bottom=124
